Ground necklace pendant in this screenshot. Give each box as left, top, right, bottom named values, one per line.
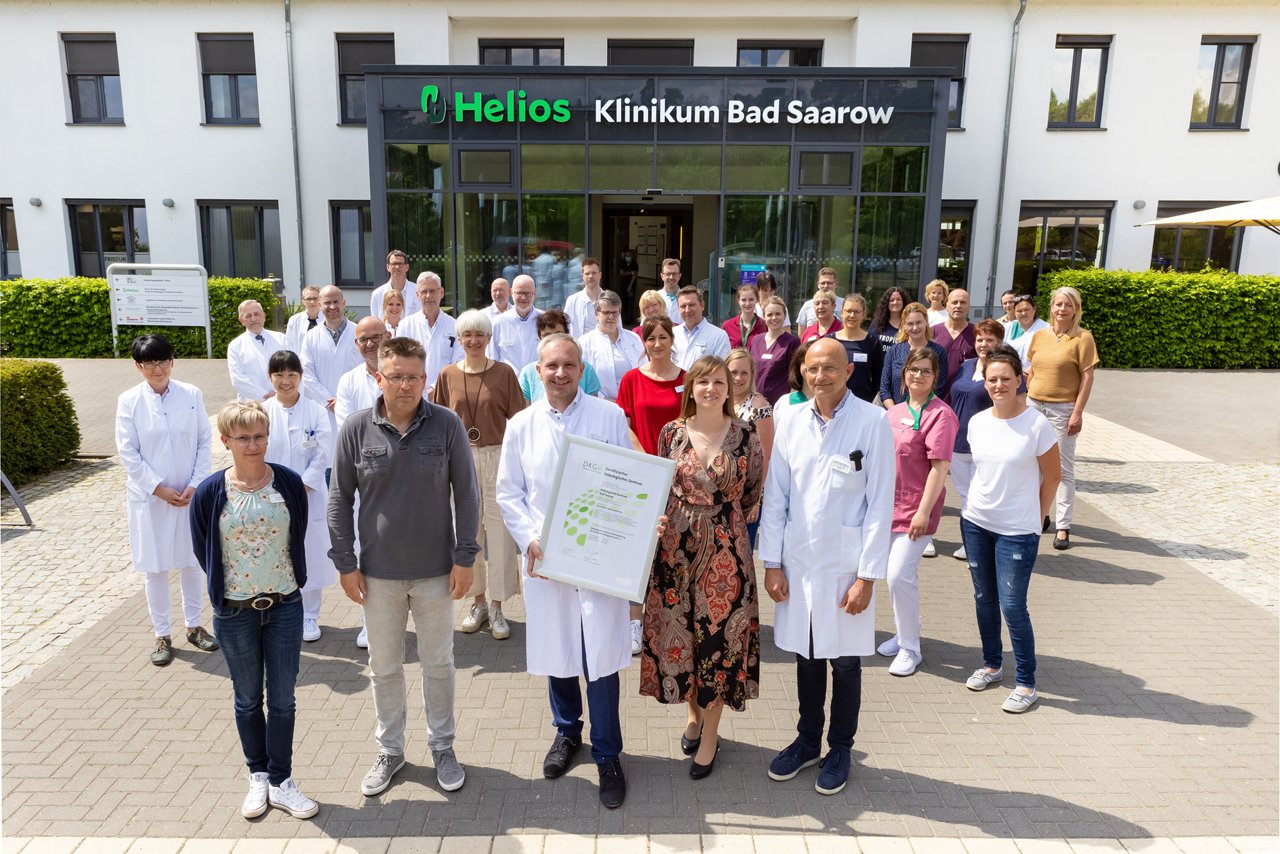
left=467, top=426, right=481, bottom=444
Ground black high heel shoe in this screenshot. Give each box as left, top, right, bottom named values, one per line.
left=680, top=726, right=703, bottom=756
left=689, top=742, right=720, bottom=780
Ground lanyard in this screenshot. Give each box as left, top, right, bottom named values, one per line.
left=906, top=392, right=935, bottom=432
left=740, top=316, right=753, bottom=344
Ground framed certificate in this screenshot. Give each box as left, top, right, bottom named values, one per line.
left=534, top=434, right=676, bottom=603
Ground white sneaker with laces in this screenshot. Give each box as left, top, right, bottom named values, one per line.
left=355, top=625, right=369, bottom=649
left=630, top=619, right=643, bottom=656
left=1002, top=688, right=1039, bottom=714
left=953, top=545, right=967, bottom=561
left=888, top=648, right=922, bottom=677
left=242, top=771, right=269, bottom=819
left=922, top=539, right=937, bottom=558
left=268, top=778, right=319, bottom=819
left=490, top=604, right=510, bottom=640
left=966, top=667, right=1003, bottom=691
left=461, top=602, right=489, bottom=633
left=302, top=619, right=321, bottom=642
left=876, top=635, right=900, bottom=657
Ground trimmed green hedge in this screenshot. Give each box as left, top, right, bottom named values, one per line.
left=0, top=277, right=279, bottom=359
left=0, top=359, right=81, bottom=485
left=1034, top=268, right=1280, bottom=369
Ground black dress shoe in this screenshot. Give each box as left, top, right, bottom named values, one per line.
left=689, top=744, right=720, bottom=780
left=598, top=758, right=627, bottom=809
left=680, top=726, right=702, bottom=756
left=1053, top=530, right=1071, bottom=550
left=543, top=734, right=581, bottom=779
left=1043, top=516, right=1053, bottom=534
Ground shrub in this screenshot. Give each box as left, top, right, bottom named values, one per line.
left=0, top=277, right=279, bottom=359
left=0, top=359, right=81, bottom=485
left=1034, top=268, right=1280, bottom=369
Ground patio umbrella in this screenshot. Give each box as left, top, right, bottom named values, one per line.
left=1140, top=196, right=1280, bottom=236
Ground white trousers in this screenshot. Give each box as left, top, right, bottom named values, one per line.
left=1029, top=398, right=1078, bottom=530
left=885, top=532, right=931, bottom=655
left=302, top=588, right=324, bottom=623
left=951, top=452, right=974, bottom=506
left=144, top=567, right=206, bottom=637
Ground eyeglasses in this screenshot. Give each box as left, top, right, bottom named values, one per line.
left=228, top=433, right=268, bottom=447
left=356, top=335, right=386, bottom=346
left=906, top=366, right=935, bottom=376
left=597, top=310, right=621, bottom=318
left=804, top=365, right=843, bottom=376
left=302, top=296, right=320, bottom=303
left=387, top=262, right=407, bottom=267
left=381, top=374, right=424, bottom=386
left=136, top=360, right=171, bottom=371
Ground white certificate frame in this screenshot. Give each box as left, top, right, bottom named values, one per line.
left=535, top=434, right=676, bottom=603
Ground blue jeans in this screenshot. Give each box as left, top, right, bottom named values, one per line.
left=214, top=591, right=303, bottom=785
left=547, top=628, right=622, bottom=765
left=795, top=628, right=862, bottom=752
left=960, top=518, right=1039, bottom=689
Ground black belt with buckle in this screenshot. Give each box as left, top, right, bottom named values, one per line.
left=224, top=592, right=286, bottom=611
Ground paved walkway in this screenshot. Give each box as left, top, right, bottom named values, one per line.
left=2, top=364, right=1277, bottom=850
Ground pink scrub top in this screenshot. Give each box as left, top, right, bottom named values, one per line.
left=887, top=397, right=959, bottom=534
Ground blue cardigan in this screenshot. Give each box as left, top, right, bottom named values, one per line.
left=879, top=339, right=951, bottom=405
left=189, top=463, right=309, bottom=608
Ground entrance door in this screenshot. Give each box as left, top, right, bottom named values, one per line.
left=602, top=202, right=693, bottom=324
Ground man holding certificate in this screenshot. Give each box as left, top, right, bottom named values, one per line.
left=495, top=333, right=636, bottom=810
left=758, top=338, right=894, bottom=797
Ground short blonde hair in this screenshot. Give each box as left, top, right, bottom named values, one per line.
left=925, top=279, right=949, bottom=302
left=638, top=289, right=666, bottom=313
left=217, top=400, right=268, bottom=437
left=1049, top=285, right=1085, bottom=336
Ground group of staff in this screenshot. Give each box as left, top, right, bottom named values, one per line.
left=114, top=255, right=1097, bottom=821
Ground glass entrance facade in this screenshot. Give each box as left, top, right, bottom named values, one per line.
left=367, top=68, right=949, bottom=321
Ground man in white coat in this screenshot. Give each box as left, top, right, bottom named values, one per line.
left=115, top=333, right=218, bottom=666
left=495, top=333, right=634, bottom=810
left=576, top=290, right=644, bottom=402
left=758, top=338, right=894, bottom=797
left=484, top=277, right=511, bottom=320
left=397, top=271, right=462, bottom=393
left=672, top=286, right=731, bottom=371
left=369, top=249, right=421, bottom=321
left=562, top=257, right=603, bottom=338
left=489, top=274, right=542, bottom=371
left=335, top=317, right=388, bottom=429
left=301, top=285, right=362, bottom=446
left=227, top=299, right=288, bottom=401
left=285, top=286, right=322, bottom=353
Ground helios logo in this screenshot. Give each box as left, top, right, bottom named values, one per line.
left=421, top=85, right=572, bottom=125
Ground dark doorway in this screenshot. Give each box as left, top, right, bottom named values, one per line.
left=602, top=202, right=693, bottom=325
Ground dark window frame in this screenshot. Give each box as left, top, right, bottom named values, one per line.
left=911, top=34, right=968, bottom=129
left=198, top=200, right=281, bottom=279
left=938, top=200, right=976, bottom=290
left=337, top=34, right=394, bottom=125
left=67, top=199, right=149, bottom=277
left=1150, top=201, right=1243, bottom=272
left=1016, top=202, right=1112, bottom=289
left=198, top=33, right=259, bottom=125
left=1191, top=36, right=1255, bottom=129
left=1048, top=35, right=1111, bottom=129
left=607, top=39, right=695, bottom=67
left=478, top=39, right=565, bottom=67
left=63, top=33, right=123, bottom=124
left=331, top=200, right=374, bottom=285
left=1, top=199, right=19, bottom=280
left=736, top=40, right=823, bottom=68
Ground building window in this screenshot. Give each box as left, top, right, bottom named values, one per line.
left=608, top=40, right=694, bottom=67
left=937, top=203, right=975, bottom=290
left=1150, top=202, right=1242, bottom=272
left=1048, top=36, right=1110, bottom=128
left=479, top=40, right=564, bottom=66
left=1014, top=205, right=1110, bottom=293
left=199, top=202, right=282, bottom=279
left=69, top=201, right=149, bottom=277
left=332, top=202, right=374, bottom=284
left=337, top=34, right=394, bottom=125
left=63, top=34, right=123, bottom=123
left=1, top=200, right=20, bottom=279
left=1191, top=37, right=1254, bottom=129
left=737, top=41, right=822, bottom=67
left=198, top=34, right=258, bottom=124
left=911, top=35, right=968, bottom=128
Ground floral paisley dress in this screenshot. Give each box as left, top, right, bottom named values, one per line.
left=639, top=419, right=764, bottom=711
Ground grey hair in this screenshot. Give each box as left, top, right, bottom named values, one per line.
left=595, top=290, right=622, bottom=312
left=455, top=309, right=492, bottom=337
left=537, top=332, right=582, bottom=362
left=416, top=270, right=442, bottom=287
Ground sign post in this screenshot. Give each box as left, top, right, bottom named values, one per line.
left=106, top=263, right=212, bottom=359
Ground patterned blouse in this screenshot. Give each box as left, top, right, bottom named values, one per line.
left=735, top=396, right=774, bottom=427
left=218, top=472, right=298, bottom=599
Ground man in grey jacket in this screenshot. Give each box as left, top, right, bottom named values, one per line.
left=328, top=336, right=480, bottom=798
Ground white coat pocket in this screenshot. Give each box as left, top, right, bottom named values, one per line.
left=831, top=467, right=867, bottom=493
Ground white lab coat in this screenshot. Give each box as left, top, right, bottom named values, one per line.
left=398, top=310, right=463, bottom=391
left=578, top=327, right=645, bottom=401
left=369, top=281, right=422, bottom=320
left=285, top=311, right=320, bottom=353
left=264, top=396, right=337, bottom=591
left=300, top=321, right=362, bottom=442
left=758, top=391, right=894, bottom=659
left=488, top=308, right=543, bottom=372
left=495, top=389, right=633, bottom=680
left=563, top=289, right=600, bottom=338
left=672, top=319, right=732, bottom=371
left=334, top=363, right=380, bottom=429
left=115, top=379, right=212, bottom=574
left=227, top=328, right=288, bottom=400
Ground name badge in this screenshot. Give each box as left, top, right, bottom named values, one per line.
left=268, top=492, right=286, bottom=504
left=761, top=353, right=773, bottom=360
left=674, top=385, right=684, bottom=393
left=900, top=417, right=914, bottom=426
left=301, top=438, right=317, bottom=450
left=830, top=456, right=852, bottom=474
left=852, top=353, right=868, bottom=363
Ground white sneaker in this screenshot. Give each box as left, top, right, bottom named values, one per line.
left=355, top=626, right=369, bottom=649
left=268, top=778, right=318, bottom=819
left=461, top=602, right=489, bottom=633
left=1002, top=688, right=1039, bottom=714
left=888, top=648, right=922, bottom=677
left=630, top=619, right=643, bottom=656
left=302, top=619, right=321, bottom=642
left=953, top=545, right=967, bottom=561
left=241, top=771, right=269, bottom=819
left=922, top=539, right=937, bottom=558
left=490, top=605, right=510, bottom=640
left=876, top=635, right=900, bottom=657
left=965, top=667, right=1004, bottom=691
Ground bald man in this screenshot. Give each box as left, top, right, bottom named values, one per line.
left=301, top=285, right=363, bottom=437
left=489, top=274, right=543, bottom=370
left=759, top=338, right=894, bottom=797
left=931, top=288, right=975, bottom=402
left=227, top=299, right=288, bottom=400
left=335, top=316, right=390, bottom=429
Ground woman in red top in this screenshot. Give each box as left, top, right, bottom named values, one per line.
left=799, top=291, right=841, bottom=343
left=722, top=283, right=765, bottom=349
left=617, top=316, right=686, bottom=456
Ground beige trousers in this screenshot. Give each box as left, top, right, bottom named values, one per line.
left=469, top=444, right=521, bottom=603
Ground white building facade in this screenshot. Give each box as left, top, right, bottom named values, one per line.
left=2, top=0, right=1276, bottom=320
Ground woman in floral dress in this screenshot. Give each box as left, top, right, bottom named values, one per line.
left=639, top=355, right=764, bottom=780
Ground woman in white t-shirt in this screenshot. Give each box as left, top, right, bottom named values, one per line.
left=960, top=346, right=1060, bottom=714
